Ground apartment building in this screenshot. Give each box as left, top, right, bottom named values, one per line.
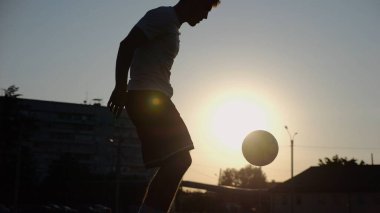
left=0, top=97, right=150, bottom=181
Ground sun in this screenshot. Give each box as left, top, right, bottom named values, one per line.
left=208, top=94, right=270, bottom=150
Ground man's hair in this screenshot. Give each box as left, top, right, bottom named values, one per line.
left=209, top=0, right=221, bottom=7
left=180, top=0, right=221, bottom=7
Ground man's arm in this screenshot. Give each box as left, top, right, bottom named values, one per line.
left=108, top=26, right=149, bottom=118
left=114, top=26, right=148, bottom=91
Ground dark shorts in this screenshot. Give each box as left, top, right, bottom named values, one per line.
left=125, top=90, right=194, bottom=168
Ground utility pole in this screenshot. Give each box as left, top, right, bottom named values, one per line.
left=115, top=137, right=122, bottom=213
left=109, top=138, right=121, bottom=213
left=218, top=169, right=222, bottom=185
left=285, top=125, right=298, bottom=179
left=285, top=125, right=298, bottom=213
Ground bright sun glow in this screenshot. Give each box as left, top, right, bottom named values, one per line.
left=208, top=94, right=270, bottom=150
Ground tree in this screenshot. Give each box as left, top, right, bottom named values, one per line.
left=220, top=165, right=267, bottom=189
left=2, top=85, right=22, bottom=98
left=220, top=168, right=240, bottom=187
left=318, top=154, right=366, bottom=166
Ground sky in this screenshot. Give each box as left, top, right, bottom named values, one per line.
left=1, top=0, right=380, bottom=184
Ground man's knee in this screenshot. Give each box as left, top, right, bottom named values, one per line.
left=179, top=151, right=192, bottom=170
left=164, top=151, right=192, bottom=172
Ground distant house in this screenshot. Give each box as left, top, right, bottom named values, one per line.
left=270, top=165, right=380, bottom=213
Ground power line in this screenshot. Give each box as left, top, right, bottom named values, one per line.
left=279, top=144, right=380, bottom=150
left=192, top=163, right=219, bottom=170
left=189, top=167, right=217, bottom=181
left=294, top=145, right=380, bottom=150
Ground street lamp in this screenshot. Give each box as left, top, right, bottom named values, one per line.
left=285, top=125, right=298, bottom=179
left=285, top=126, right=298, bottom=213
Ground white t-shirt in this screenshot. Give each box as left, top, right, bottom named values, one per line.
left=128, top=6, right=180, bottom=97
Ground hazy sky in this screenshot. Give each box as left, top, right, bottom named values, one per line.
left=1, top=0, right=380, bottom=184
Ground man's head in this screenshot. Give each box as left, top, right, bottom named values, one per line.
left=175, top=0, right=220, bottom=27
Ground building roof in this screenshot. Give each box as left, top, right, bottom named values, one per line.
left=271, top=165, right=380, bottom=193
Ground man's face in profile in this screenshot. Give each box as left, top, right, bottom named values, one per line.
left=188, top=2, right=212, bottom=26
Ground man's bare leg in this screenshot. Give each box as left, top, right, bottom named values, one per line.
left=139, top=151, right=192, bottom=212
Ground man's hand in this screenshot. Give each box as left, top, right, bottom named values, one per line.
left=107, top=88, right=127, bottom=119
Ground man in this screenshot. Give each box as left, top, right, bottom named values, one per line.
left=107, top=0, right=220, bottom=212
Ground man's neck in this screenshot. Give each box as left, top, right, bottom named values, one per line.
left=173, top=2, right=186, bottom=26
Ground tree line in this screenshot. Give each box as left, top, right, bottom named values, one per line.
left=218, top=154, right=367, bottom=190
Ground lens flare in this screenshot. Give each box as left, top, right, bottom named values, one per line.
left=151, top=97, right=161, bottom=106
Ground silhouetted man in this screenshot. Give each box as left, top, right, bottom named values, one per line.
left=108, top=0, right=220, bottom=212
